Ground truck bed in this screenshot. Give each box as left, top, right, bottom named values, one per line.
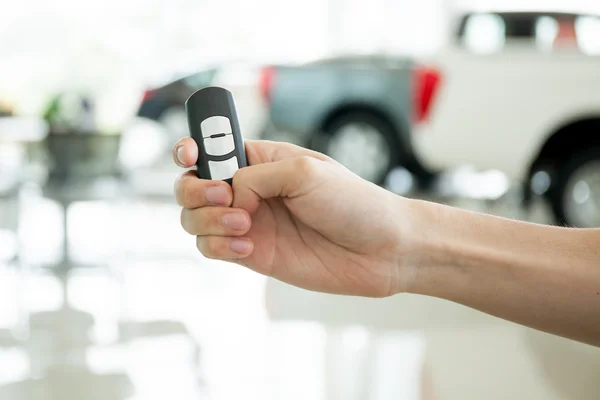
left=265, top=57, right=415, bottom=140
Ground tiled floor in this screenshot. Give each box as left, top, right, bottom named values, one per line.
left=0, top=169, right=598, bottom=400
left=0, top=189, right=428, bottom=400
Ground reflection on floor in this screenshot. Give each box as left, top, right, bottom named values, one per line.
left=0, top=192, right=428, bottom=400
left=1, top=176, right=599, bottom=400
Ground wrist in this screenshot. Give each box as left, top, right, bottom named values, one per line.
left=391, top=196, right=438, bottom=295
left=394, top=197, right=471, bottom=297
left=397, top=198, right=552, bottom=299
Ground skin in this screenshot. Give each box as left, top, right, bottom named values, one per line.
left=174, top=138, right=600, bottom=347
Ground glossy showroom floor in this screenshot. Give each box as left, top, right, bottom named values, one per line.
left=0, top=166, right=598, bottom=400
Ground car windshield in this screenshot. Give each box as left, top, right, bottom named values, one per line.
left=304, top=55, right=411, bottom=68
left=182, top=68, right=218, bottom=88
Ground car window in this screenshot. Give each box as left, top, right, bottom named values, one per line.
left=535, top=16, right=559, bottom=51
left=461, top=13, right=506, bottom=54
left=576, top=15, right=600, bottom=55
left=305, top=55, right=410, bottom=69
left=306, top=56, right=369, bottom=66
left=457, top=12, right=599, bottom=55
left=183, top=69, right=218, bottom=88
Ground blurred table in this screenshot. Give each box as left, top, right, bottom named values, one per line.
left=39, top=131, right=125, bottom=272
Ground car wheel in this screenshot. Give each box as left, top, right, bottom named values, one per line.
left=313, top=113, right=398, bottom=184
left=158, top=106, right=189, bottom=144
left=550, top=147, right=600, bottom=227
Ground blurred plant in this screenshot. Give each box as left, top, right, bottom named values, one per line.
left=41, top=92, right=96, bottom=134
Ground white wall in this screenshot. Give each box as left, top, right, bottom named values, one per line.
left=0, top=0, right=448, bottom=117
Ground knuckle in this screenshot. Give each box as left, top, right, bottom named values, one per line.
left=207, top=238, right=222, bottom=255
left=182, top=208, right=219, bottom=235
left=232, top=167, right=247, bottom=186
left=174, top=175, right=193, bottom=207
left=294, top=155, right=319, bottom=176
left=201, top=208, right=219, bottom=232
left=231, top=169, right=250, bottom=197
left=181, top=182, right=196, bottom=208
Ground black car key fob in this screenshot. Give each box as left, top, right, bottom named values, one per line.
left=185, top=86, right=248, bottom=184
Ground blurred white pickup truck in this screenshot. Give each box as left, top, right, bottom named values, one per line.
left=412, top=9, right=600, bottom=227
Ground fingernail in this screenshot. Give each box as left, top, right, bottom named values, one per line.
left=230, top=238, right=253, bottom=254
left=176, top=146, right=185, bottom=166
left=205, top=186, right=229, bottom=205
left=222, top=213, right=249, bottom=230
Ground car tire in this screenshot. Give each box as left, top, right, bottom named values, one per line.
left=549, top=147, right=600, bottom=227
left=312, top=112, right=399, bottom=185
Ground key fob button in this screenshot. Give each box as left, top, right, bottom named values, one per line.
left=200, top=116, right=232, bottom=138
left=208, top=156, right=239, bottom=180
left=204, top=135, right=235, bottom=156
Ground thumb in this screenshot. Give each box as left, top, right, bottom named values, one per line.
left=231, top=155, right=324, bottom=214
left=244, top=139, right=332, bottom=164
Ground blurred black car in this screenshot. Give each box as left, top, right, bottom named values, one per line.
left=137, top=68, right=219, bottom=138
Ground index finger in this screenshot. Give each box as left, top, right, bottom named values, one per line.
left=175, top=170, right=233, bottom=208
left=173, top=137, right=198, bottom=168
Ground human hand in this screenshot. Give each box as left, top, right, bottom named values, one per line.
left=174, top=139, right=416, bottom=297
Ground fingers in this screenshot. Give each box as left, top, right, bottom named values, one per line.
left=175, top=171, right=233, bottom=208
left=173, top=137, right=331, bottom=263
left=173, top=136, right=331, bottom=169
left=196, top=236, right=254, bottom=259
left=181, top=207, right=251, bottom=236
left=174, top=138, right=331, bottom=211
left=232, top=155, right=326, bottom=213
left=173, top=137, right=198, bottom=168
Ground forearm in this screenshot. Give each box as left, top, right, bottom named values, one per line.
left=404, top=198, right=600, bottom=346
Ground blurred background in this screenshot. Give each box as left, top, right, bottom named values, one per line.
left=1, top=0, right=600, bottom=399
